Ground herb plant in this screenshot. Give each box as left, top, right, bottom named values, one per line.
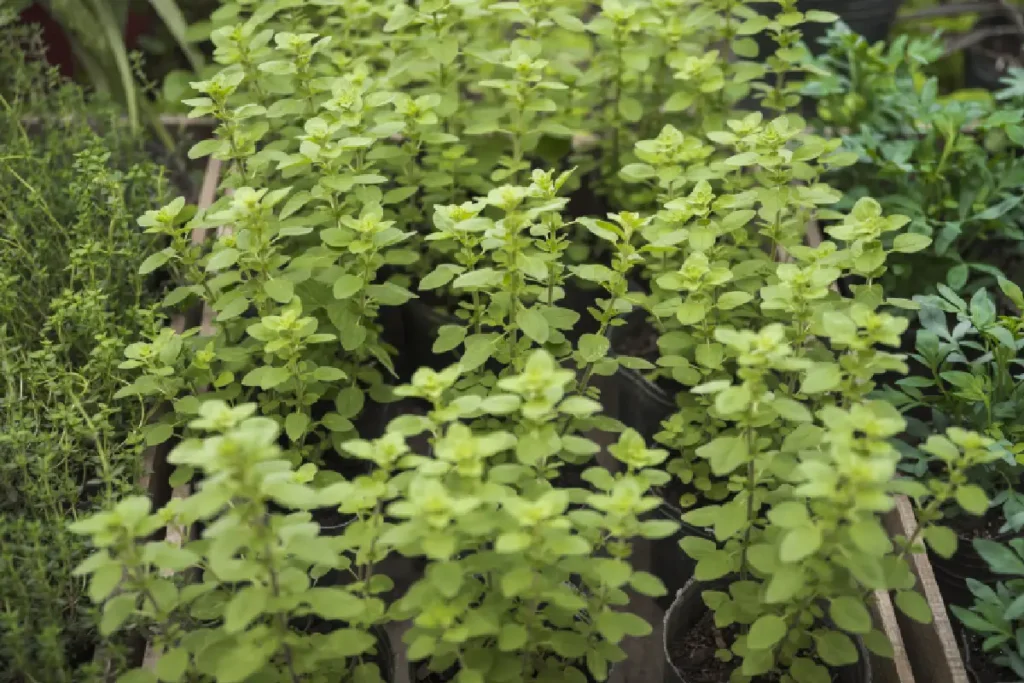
left=804, top=22, right=1024, bottom=298
left=0, top=27, right=170, bottom=681
left=885, top=279, right=1024, bottom=530
left=951, top=538, right=1024, bottom=681
left=56, top=1, right=1010, bottom=682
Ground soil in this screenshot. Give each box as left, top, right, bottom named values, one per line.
left=957, top=622, right=1012, bottom=683
left=667, top=612, right=760, bottom=683
left=610, top=308, right=659, bottom=362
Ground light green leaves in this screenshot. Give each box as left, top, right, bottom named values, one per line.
left=747, top=614, right=787, bottom=650
left=519, top=306, right=550, bottom=344
left=895, top=591, right=933, bottom=624
left=779, top=525, right=822, bottom=563
left=829, top=597, right=872, bottom=634
left=695, top=436, right=749, bottom=476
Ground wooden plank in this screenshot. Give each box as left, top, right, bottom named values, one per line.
left=870, top=589, right=918, bottom=683
left=884, top=496, right=969, bottom=683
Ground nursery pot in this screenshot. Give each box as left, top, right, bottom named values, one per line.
left=662, top=577, right=872, bottom=683
left=752, top=0, right=904, bottom=57
left=929, top=518, right=1023, bottom=607
left=964, top=13, right=1024, bottom=92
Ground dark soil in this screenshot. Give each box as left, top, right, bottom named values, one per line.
left=667, top=612, right=757, bottom=683
left=957, top=623, right=1012, bottom=683
left=611, top=308, right=659, bottom=362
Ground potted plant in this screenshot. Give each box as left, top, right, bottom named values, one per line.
left=950, top=538, right=1024, bottom=683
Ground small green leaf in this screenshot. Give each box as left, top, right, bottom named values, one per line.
left=801, top=363, right=841, bottom=394
left=955, top=484, right=990, bottom=516
left=285, top=412, right=309, bottom=442
left=974, top=539, right=1024, bottom=576
left=829, top=597, right=872, bottom=634
left=892, top=233, right=932, bottom=253
left=264, top=278, right=294, bottom=304
left=224, top=586, right=268, bottom=633
left=519, top=306, right=550, bottom=344
left=923, top=525, right=958, bottom=559
left=747, top=614, right=787, bottom=651
left=813, top=630, right=859, bottom=666
left=333, top=274, right=364, bottom=299
left=895, top=590, right=933, bottom=623
left=155, top=647, right=189, bottom=682
left=780, top=525, right=822, bottom=563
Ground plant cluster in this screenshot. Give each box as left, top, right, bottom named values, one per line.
left=885, top=279, right=1024, bottom=531
left=952, top=538, right=1024, bottom=681
left=0, top=27, right=173, bottom=682
left=49, top=1, right=1019, bottom=683
left=803, top=22, right=1024, bottom=299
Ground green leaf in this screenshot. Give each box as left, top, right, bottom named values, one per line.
left=578, top=333, right=610, bottom=362
left=100, top=593, right=137, bottom=636
left=420, top=264, right=464, bottom=290
left=765, top=569, right=804, bottom=604
left=333, top=274, right=364, bottom=299
left=312, top=366, right=347, bottom=383
left=862, top=628, right=895, bottom=658
left=801, top=363, right=841, bottom=394
left=955, top=484, right=989, bottom=516
left=974, top=539, right=1024, bottom=576
left=224, top=586, right=267, bottom=633
left=264, top=278, right=294, bottom=304
left=241, top=366, right=291, bottom=390
left=89, top=564, right=122, bottom=603
left=747, top=614, right=787, bottom=651
left=829, top=597, right=872, bottom=634
left=629, top=571, right=667, bottom=597
left=696, top=436, right=749, bottom=476
left=780, top=526, right=822, bottom=563
left=892, top=233, right=932, bottom=253
left=139, top=249, right=172, bottom=275
left=519, top=306, right=550, bottom=344
left=849, top=520, right=893, bottom=556
left=895, top=590, right=933, bottom=623
left=717, top=291, right=753, bottom=310
left=433, top=325, right=466, bottom=353
left=813, top=630, right=859, bottom=666
left=117, top=670, right=158, bottom=683
left=923, top=525, right=958, bottom=559
left=285, top=412, right=309, bottom=442
left=154, top=647, right=189, bottom=682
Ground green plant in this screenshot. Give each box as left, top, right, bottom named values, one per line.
left=951, top=538, right=1024, bottom=681
left=6, top=0, right=203, bottom=132
left=885, top=279, right=1024, bottom=530
left=0, top=28, right=171, bottom=681
left=803, top=22, right=1024, bottom=299
left=70, top=400, right=395, bottom=683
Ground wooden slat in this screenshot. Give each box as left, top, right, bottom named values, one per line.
left=884, top=496, right=970, bottom=683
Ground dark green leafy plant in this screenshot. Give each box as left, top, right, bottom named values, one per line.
left=951, top=538, right=1024, bottom=681
left=885, top=280, right=1024, bottom=529
left=0, top=26, right=170, bottom=682
left=804, top=22, right=1024, bottom=299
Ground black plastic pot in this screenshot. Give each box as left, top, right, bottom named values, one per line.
left=754, top=1, right=903, bottom=50
left=662, top=577, right=872, bottom=683
left=964, top=13, right=1024, bottom=92
left=930, top=524, right=1023, bottom=608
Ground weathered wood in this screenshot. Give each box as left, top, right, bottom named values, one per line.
left=884, top=496, right=970, bottom=683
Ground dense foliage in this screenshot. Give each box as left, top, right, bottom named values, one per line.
left=1, top=1, right=1022, bottom=682
left=0, top=24, right=170, bottom=681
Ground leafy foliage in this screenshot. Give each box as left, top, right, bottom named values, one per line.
left=0, top=28, right=170, bottom=682
left=951, top=539, right=1024, bottom=681
left=804, top=22, right=1024, bottom=299
left=58, top=1, right=1009, bottom=682
left=884, top=280, right=1024, bottom=530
